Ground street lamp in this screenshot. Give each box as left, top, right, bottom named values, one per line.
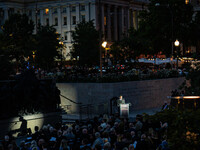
left=100, top=41, right=107, bottom=77
left=174, top=39, right=180, bottom=47
left=59, top=37, right=64, bottom=69
left=174, top=39, right=180, bottom=70
left=102, top=41, right=107, bottom=48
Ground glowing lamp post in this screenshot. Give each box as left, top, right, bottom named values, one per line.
left=174, top=39, right=180, bottom=47
left=59, top=38, right=64, bottom=68
left=174, top=39, right=180, bottom=70
left=102, top=41, right=107, bottom=48
left=100, top=41, right=107, bottom=77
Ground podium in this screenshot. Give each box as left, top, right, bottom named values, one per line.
left=120, top=103, right=130, bottom=118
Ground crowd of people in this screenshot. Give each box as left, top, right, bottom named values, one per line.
left=0, top=113, right=169, bottom=150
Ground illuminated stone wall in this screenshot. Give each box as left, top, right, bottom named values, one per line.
left=57, top=77, right=185, bottom=113
left=0, top=113, right=61, bottom=138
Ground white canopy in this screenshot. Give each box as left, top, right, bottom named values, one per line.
left=138, top=58, right=179, bottom=65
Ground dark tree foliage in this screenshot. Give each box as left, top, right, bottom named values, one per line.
left=110, top=42, right=125, bottom=65
left=71, top=20, right=100, bottom=67
left=0, top=33, right=13, bottom=79
left=179, top=66, right=200, bottom=96
left=139, top=0, right=193, bottom=56
left=190, top=12, right=200, bottom=55
left=0, top=55, right=13, bottom=80
left=146, top=109, right=200, bottom=150
left=0, top=70, right=61, bottom=118
left=35, top=26, right=61, bottom=70
left=2, top=14, right=35, bottom=68
left=110, top=28, right=148, bottom=64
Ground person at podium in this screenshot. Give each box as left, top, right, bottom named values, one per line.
left=117, top=95, right=125, bottom=106
left=117, top=95, right=125, bottom=116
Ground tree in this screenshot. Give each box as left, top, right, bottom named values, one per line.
left=2, top=14, right=35, bottom=72
left=190, top=12, right=200, bottom=56
left=110, top=42, right=125, bottom=65
left=35, top=25, right=62, bottom=70
left=146, top=109, right=200, bottom=150
left=110, top=28, right=148, bottom=65
left=138, top=0, right=193, bottom=56
left=71, top=20, right=100, bottom=67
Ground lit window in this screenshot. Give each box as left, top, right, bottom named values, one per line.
left=63, top=17, right=67, bottom=25
left=198, top=0, right=200, bottom=5
left=80, top=5, right=85, bottom=11
left=81, top=15, right=85, bottom=22
left=8, top=8, right=15, bottom=16
left=71, top=6, right=76, bottom=12
left=53, top=8, right=57, bottom=14
left=46, top=18, right=49, bottom=26
left=55, top=17, right=58, bottom=26
left=38, top=19, right=40, bottom=24
left=0, top=8, right=4, bottom=17
left=63, top=7, right=66, bottom=13
left=45, top=8, right=49, bottom=14
left=104, top=16, right=106, bottom=25
left=72, top=16, right=76, bottom=25
left=29, top=10, right=32, bottom=16
left=64, top=32, right=68, bottom=40
left=37, top=10, right=40, bottom=15
left=185, top=0, right=190, bottom=4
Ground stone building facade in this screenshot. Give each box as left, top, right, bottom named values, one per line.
left=0, top=0, right=148, bottom=60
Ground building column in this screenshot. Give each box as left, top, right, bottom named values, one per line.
left=40, top=9, right=44, bottom=26
left=114, top=6, right=118, bottom=41
left=49, top=8, right=52, bottom=26
left=95, top=2, right=99, bottom=30
left=76, top=3, right=80, bottom=24
left=3, top=8, right=8, bottom=21
left=58, top=7, right=62, bottom=34
left=90, top=2, right=96, bottom=24
left=119, top=6, right=124, bottom=40
left=67, top=5, right=71, bottom=42
left=127, top=8, right=130, bottom=30
left=32, top=9, right=36, bottom=34
left=101, top=3, right=105, bottom=38
left=107, top=5, right=111, bottom=41
left=32, top=9, right=36, bottom=23
left=129, top=8, right=133, bottom=28
left=85, top=2, right=90, bottom=21
left=14, top=8, right=18, bottom=14
left=133, top=10, right=138, bottom=30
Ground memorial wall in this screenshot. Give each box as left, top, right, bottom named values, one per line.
left=57, top=77, right=185, bottom=113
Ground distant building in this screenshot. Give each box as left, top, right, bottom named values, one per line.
left=0, top=0, right=148, bottom=60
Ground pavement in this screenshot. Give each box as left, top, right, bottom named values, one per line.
left=129, top=107, right=161, bottom=117
left=62, top=107, right=162, bottom=123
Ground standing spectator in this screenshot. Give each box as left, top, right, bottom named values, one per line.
left=80, top=129, right=90, bottom=143
left=92, top=132, right=103, bottom=150
left=162, top=101, right=169, bottom=110
left=63, top=127, right=75, bottom=140
left=2, top=135, right=11, bottom=150
left=103, top=142, right=111, bottom=150
left=80, top=139, right=91, bottom=150
left=59, top=139, right=70, bottom=150
left=136, top=134, right=149, bottom=150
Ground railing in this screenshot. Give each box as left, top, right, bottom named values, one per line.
left=60, top=94, right=109, bottom=120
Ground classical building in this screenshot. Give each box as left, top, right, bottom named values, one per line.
left=0, top=0, right=148, bottom=60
